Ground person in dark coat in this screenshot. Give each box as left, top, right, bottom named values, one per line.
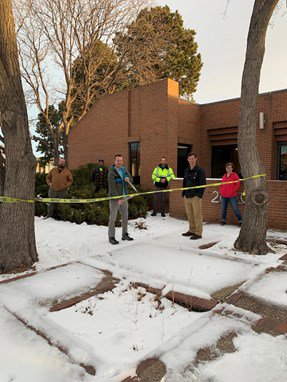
left=182, top=153, right=206, bottom=240
left=92, top=159, right=108, bottom=193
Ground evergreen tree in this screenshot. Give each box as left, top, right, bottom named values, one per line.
left=33, top=105, right=64, bottom=166
left=114, top=6, right=203, bottom=98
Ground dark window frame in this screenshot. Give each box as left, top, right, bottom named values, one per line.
left=129, top=142, right=140, bottom=185
left=211, top=145, right=241, bottom=178
left=177, top=144, right=192, bottom=178
left=277, top=142, right=287, bottom=180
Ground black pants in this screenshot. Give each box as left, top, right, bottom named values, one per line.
left=47, top=189, right=68, bottom=218
left=153, top=187, right=167, bottom=214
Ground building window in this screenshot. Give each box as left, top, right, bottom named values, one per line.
left=277, top=143, right=287, bottom=180
left=177, top=144, right=192, bottom=177
left=129, top=142, right=140, bottom=185
left=211, top=145, right=240, bottom=178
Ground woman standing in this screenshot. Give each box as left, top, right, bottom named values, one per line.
left=219, top=162, right=242, bottom=226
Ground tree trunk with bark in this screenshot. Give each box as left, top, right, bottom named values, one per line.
left=63, top=133, right=69, bottom=166
left=0, top=0, right=38, bottom=272
left=53, top=130, right=60, bottom=166
left=234, top=0, right=279, bottom=255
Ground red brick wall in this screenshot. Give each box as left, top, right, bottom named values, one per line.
left=200, top=90, right=287, bottom=178
left=69, top=79, right=181, bottom=190
left=69, top=79, right=287, bottom=224
left=69, top=90, right=129, bottom=169
left=169, top=178, right=287, bottom=231
left=177, top=100, right=200, bottom=152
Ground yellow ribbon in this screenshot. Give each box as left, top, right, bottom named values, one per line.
left=0, top=173, right=266, bottom=204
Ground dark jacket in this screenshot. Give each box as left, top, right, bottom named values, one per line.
left=92, top=165, right=108, bottom=192
left=182, top=165, right=206, bottom=198
left=108, top=165, right=133, bottom=197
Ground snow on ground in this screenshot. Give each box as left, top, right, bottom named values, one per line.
left=102, top=241, right=270, bottom=299
left=0, top=307, right=88, bottom=382
left=192, top=332, right=287, bottom=382
left=49, top=280, right=205, bottom=381
left=0, top=215, right=286, bottom=382
left=243, top=271, right=287, bottom=307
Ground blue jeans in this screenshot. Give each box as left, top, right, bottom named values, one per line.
left=221, top=196, right=242, bottom=223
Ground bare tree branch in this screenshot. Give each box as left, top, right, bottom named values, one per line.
left=14, top=0, right=149, bottom=164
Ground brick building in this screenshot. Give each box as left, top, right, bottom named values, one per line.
left=69, top=78, right=287, bottom=230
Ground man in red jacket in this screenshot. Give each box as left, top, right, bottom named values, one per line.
left=219, top=162, right=242, bottom=226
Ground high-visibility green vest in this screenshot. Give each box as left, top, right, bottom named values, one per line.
left=152, top=165, right=175, bottom=184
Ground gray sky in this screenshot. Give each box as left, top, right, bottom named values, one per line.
left=156, top=0, right=287, bottom=104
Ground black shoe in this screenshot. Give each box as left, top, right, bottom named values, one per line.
left=122, top=233, right=134, bottom=241
left=151, top=212, right=157, bottom=216
left=238, top=221, right=242, bottom=227
left=220, top=221, right=226, bottom=226
left=109, top=237, right=119, bottom=245
left=182, top=231, right=193, bottom=237
left=190, top=234, right=202, bottom=240
left=161, top=213, right=166, bottom=217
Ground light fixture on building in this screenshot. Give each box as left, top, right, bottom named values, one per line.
left=259, top=112, right=265, bottom=130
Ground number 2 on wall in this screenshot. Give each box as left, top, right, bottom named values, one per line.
left=211, top=191, right=220, bottom=204
left=211, top=191, right=246, bottom=204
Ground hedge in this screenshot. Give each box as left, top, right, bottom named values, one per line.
left=35, top=163, right=149, bottom=225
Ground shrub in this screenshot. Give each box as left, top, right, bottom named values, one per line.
left=35, top=165, right=148, bottom=225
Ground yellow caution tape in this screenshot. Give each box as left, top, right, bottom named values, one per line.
left=0, top=173, right=266, bottom=204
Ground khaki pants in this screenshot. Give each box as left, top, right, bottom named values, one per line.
left=184, top=196, right=203, bottom=236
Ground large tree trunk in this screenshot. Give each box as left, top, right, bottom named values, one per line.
left=234, top=0, right=279, bottom=255
left=0, top=153, right=5, bottom=195
left=0, top=0, right=38, bottom=272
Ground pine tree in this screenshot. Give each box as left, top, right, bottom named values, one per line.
left=114, top=6, right=203, bottom=99
left=33, top=104, right=64, bottom=166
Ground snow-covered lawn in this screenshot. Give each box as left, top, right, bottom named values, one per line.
left=49, top=281, right=204, bottom=381
left=0, top=215, right=286, bottom=382
left=243, top=271, right=287, bottom=307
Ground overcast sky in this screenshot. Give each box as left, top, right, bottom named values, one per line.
left=156, top=0, right=287, bottom=104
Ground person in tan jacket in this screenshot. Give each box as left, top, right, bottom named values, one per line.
left=45, top=158, right=73, bottom=218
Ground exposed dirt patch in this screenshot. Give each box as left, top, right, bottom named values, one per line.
left=195, top=346, right=218, bottom=364
left=195, top=331, right=238, bottom=366
left=121, top=358, right=166, bottom=382
left=211, top=282, right=244, bottom=302
left=216, top=331, right=238, bottom=353
left=136, top=358, right=166, bottom=382
left=232, top=293, right=287, bottom=323
left=181, top=331, right=238, bottom=379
